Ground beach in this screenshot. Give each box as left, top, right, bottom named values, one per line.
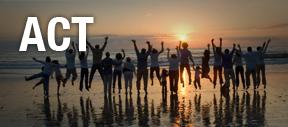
left=0, top=64, right=288, bottom=126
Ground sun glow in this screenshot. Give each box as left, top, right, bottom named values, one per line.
left=177, top=33, right=188, bottom=42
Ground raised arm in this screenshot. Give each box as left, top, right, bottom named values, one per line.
left=230, top=43, right=236, bottom=55
left=87, top=41, right=94, bottom=50
left=101, top=36, right=108, bottom=51
left=121, top=49, right=126, bottom=59
left=85, top=47, right=89, bottom=58
left=219, top=38, right=223, bottom=49
left=178, top=41, right=182, bottom=50
left=159, top=41, right=164, bottom=54
left=132, top=40, right=139, bottom=55
left=146, top=41, right=152, bottom=55
left=32, top=57, right=45, bottom=64
left=237, top=44, right=242, bottom=53
left=207, top=43, right=211, bottom=52
left=263, top=39, right=270, bottom=53
left=211, top=39, right=216, bottom=53
left=72, top=41, right=76, bottom=52
left=167, top=48, right=170, bottom=59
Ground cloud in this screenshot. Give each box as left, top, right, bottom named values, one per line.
left=258, top=23, right=288, bottom=30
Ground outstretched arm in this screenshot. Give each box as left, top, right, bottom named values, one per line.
left=219, top=38, right=223, bottom=49
left=121, top=49, right=126, bottom=59
left=146, top=41, right=152, bottom=55
left=167, top=48, right=170, bottom=59
left=101, top=36, right=108, bottom=51
left=211, top=39, right=216, bottom=53
left=87, top=40, right=94, bottom=50
left=264, top=39, right=271, bottom=53
left=32, top=57, right=45, bottom=64
left=132, top=40, right=139, bottom=55
left=159, top=41, right=164, bottom=54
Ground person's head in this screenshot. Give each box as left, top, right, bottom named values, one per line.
left=152, top=48, right=158, bottom=54
left=224, top=49, right=229, bottom=54
left=247, top=47, right=252, bottom=52
left=182, top=42, right=189, bottom=49
left=116, top=53, right=122, bottom=60
left=79, top=52, right=85, bottom=60
left=126, top=57, right=131, bottom=62
left=141, top=48, right=147, bottom=54
left=52, top=60, right=59, bottom=64
left=45, top=56, right=51, bottom=63
left=257, top=46, right=262, bottom=51
left=68, top=49, right=74, bottom=54
left=171, top=54, right=177, bottom=59
left=204, top=50, right=210, bottom=57
left=95, top=45, right=100, bottom=49
left=105, top=52, right=110, bottom=57
left=216, top=47, right=221, bottom=54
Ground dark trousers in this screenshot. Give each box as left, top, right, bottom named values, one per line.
left=246, top=68, right=257, bottom=89
left=150, top=67, right=161, bottom=80
left=213, top=66, right=223, bottom=86
left=113, top=70, right=122, bottom=90
left=169, top=70, right=179, bottom=93
left=180, top=64, right=191, bottom=83
left=80, top=68, right=89, bottom=91
left=89, top=63, right=103, bottom=87
left=256, top=64, right=266, bottom=86
left=235, top=66, right=245, bottom=88
left=136, top=69, right=148, bottom=91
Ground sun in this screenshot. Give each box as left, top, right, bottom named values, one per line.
left=177, top=33, right=188, bottom=42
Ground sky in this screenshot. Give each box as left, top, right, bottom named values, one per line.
left=0, top=0, right=288, bottom=41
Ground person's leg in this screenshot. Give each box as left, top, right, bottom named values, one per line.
left=239, top=66, right=245, bottom=89
left=108, top=74, right=113, bottom=94
left=112, top=71, right=117, bottom=93
left=245, top=70, right=251, bottom=89
left=193, top=79, right=198, bottom=89
left=252, top=70, right=257, bottom=90
left=198, top=79, right=201, bottom=90
left=213, top=66, right=217, bottom=88
left=43, top=75, right=50, bottom=97
left=26, top=72, right=43, bottom=81
left=185, top=65, right=192, bottom=84
left=169, top=70, right=174, bottom=93
left=124, top=73, right=129, bottom=94
left=102, top=75, right=108, bottom=95
left=230, top=69, right=236, bottom=90
left=174, top=70, right=179, bottom=93
left=84, top=69, right=89, bottom=90
left=235, top=66, right=240, bottom=88
left=224, top=69, right=230, bottom=88
left=143, top=69, right=148, bottom=94
left=155, top=67, right=161, bottom=82
left=79, top=68, right=84, bottom=91
left=256, top=65, right=261, bottom=87
left=150, top=67, right=155, bottom=85
left=136, top=69, right=143, bottom=93
left=129, top=73, right=133, bottom=94
left=117, top=71, right=122, bottom=93
left=96, top=64, right=104, bottom=80
left=219, top=66, right=224, bottom=85
left=33, top=78, right=44, bottom=89
left=56, top=78, right=61, bottom=95
left=261, top=65, right=267, bottom=87
left=180, top=65, right=185, bottom=83
left=89, top=65, right=97, bottom=87
left=71, top=68, right=77, bottom=85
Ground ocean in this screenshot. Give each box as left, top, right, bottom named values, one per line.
left=0, top=35, right=288, bottom=70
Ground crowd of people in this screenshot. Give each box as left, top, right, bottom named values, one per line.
left=24, top=37, right=271, bottom=97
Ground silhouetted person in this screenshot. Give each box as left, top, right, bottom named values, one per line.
left=167, top=47, right=180, bottom=94
left=211, top=38, right=224, bottom=88
left=178, top=41, right=195, bottom=86
left=132, top=40, right=152, bottom=94
left=256, top=39, right=270, bottom=89
left=63, top=41, right=77, bottom=86
left=25, top=57, right=54, bottom=97
left=201, top=44, right=212, bottom=82
left=87, top=36, right=108, bottom=88
left=52, top=60, right=65, bottom=95
left=113, top=49, right=125, bottom=93
left=149, top=42, right=164, bottom=86
left=222, top=44, right=236, bottom=90
left=123, top=57, right=135, bottom=94
left=242, top=46, right=258, bottom=89
left=234, top=44, right=246, bottom=89
left=77, top=46, right=90, bottom=92
left=102, top=52, right=113, bottom=95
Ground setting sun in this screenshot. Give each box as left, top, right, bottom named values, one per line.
left=177, top=33, right=188, bottom=41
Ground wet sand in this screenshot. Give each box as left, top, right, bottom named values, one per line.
left=0, top=64, right=288, bottom=126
